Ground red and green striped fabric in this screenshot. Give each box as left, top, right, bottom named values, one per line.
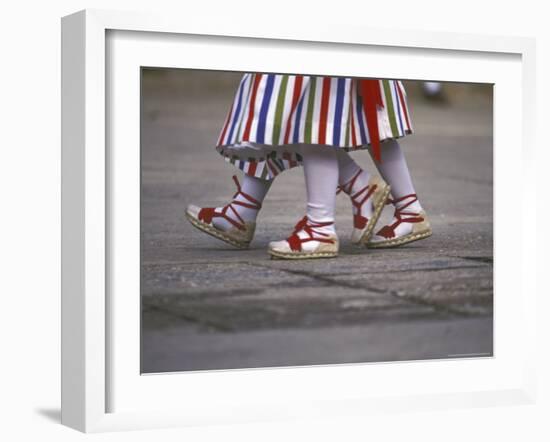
left=216, top=74, right=413, bottom=180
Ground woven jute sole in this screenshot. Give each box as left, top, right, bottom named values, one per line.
left=185, top=211, right=251, bottom=249
left=367, top=228, right=432, bottom=249
left=269, top=249, right=338, bottom=260
left=357, top=183, right=391, bottom=246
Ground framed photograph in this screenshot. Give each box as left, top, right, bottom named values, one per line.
left=61, top=9, right=537, bottom=433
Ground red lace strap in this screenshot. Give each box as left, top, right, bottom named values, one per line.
left=337, top=169, right=361, bottom=195
left=293, top=216, right=308, bottom=233
left=198, top=175, right=262, bottom=231
left=377, top=194, right=424, bottom=239
left=286, top=217, right=335, bottom=252
left=229, top=175, right=262, bottom=210
left=337, top=170, right=376, bottom=229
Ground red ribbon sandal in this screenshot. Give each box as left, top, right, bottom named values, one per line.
left=368, top=194, right=432, bottom=248
left=268, top=217, right=339, bottom=260
left=185, top=175, right=262, bottom=249
left=337, top=170, right=391, bottom=245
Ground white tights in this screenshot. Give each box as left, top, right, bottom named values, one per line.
left=213, top=140, right=420, bottom=233
left=369, top=139, right=422, bottom=212
left=211, top=175, right=271, bottom=231
left=300, top=144, right=339, bottom=235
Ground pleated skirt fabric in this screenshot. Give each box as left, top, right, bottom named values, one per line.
left=215, top=73, right=413, bottom=180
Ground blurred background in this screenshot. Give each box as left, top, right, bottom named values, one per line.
left=140, top=69, right=493, bottom=373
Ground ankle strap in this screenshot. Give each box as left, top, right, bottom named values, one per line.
left=376, top=194, right=424, bottom=239
left=293, top=216, right=334, bottom=232
left=287, top=216, right=335, bottom=251
left=388, top=193, right=418, bottom=214
left=230, top=175, right=262, bottom=211
left=336, top=169, right=362, bottom=195
left=197, top=175, right=262, bottom=231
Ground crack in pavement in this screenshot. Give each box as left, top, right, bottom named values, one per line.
left=453, top=255, right=493, bottom=264
left=247, top=262, right=489, bottom=317
left=142, top=259, right=491, bottom=273
left=142, top=260, right=256, bottom=267
left=143, top=304, right=233, bottom=332
left=311, top=264, right=485, bottom=277
left=142, top=256, right=493, bottom=330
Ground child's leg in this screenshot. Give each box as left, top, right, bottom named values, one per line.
left=186, top=174, right=271, bottom=249
left=211, top=175, right=271, bottom=231
left=302, top=144, right=338, bottom=235
left=268, top=144, right=339, bottom=258
left=367, top=139, right=432, bottom=247
left=336, top=150, right=373, bottom=220
left=369, top=139, right=422, bottom=212
left=335, top=150, right=390, bottom=244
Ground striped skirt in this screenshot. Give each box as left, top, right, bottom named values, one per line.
left=216, top=74, right=413, bottom=180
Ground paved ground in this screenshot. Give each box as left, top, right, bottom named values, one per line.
left=140, top=70, right=493, bottom=373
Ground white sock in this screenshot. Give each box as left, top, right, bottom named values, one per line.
left=300, top=144, right=338, bottom=237
left=370, top=139, right=422, bottom=213
left=212, top=175, right=271, bottom=231
left=337, top=150, right=373, bottom=219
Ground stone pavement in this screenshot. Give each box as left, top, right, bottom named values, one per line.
left=140, top=70, right=493, bottom=373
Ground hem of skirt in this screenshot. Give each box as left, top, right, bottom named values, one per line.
left=216, top=131, right=413, bottom=180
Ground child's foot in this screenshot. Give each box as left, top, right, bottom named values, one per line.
left=268, top=217, right=339, bottom=260
left=185, top=175, right=261, bottom=249
left=367, top=194, right=432, bottom=248
left=337, top=170, right=391, bottom=245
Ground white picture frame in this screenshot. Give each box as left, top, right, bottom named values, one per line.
left=61, top=9, right=537, bottom=433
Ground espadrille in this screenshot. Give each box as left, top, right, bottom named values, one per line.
left=185, top=175, right=260, bottom=249
left=367, top=194, right=432, bottom=249
left=268, top=218, right=339, bottom=260
left=337, top=172, right=391, bottom=246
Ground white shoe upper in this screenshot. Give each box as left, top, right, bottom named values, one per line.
left=269, top=217, right=338, bottom=254
left=370, top=220, right=414, bottom=243
left=186, top=204, right=201, bottom=220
